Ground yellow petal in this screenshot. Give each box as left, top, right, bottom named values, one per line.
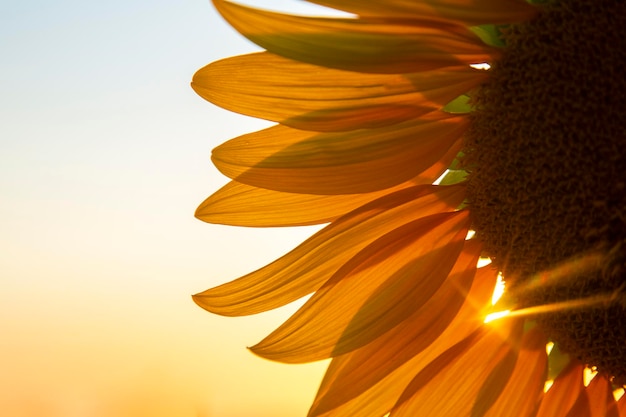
left=310, top=265, right=499, bottom=417
left=250, top=210, right=470, bottom=362
left=309, top=238, right=483, bottom=415
left=195, top=180, right=341, bottom=227
left=213, top=0, right=498, bottom=74
left=307, top=0, right=538, bottom=26
left=536, top=361, right=585, bottom=417
left=484, top=327, right=548, bottom=417
left=192, top=52, right=487, bottom=131
left=196, top=139, right=462, bottom=227
left=390, top=319, right=523, bottom=417
left=212, top=113, right=469, bottom=194
left=196, top=180, right=406, bottom=227
left=193, top=184, right=466, bottom=316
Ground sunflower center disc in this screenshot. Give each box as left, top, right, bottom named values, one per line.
left=464, top=0, right=626, bottom=384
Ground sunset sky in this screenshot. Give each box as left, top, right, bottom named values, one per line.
left=0, top=1, right=335, bottom=416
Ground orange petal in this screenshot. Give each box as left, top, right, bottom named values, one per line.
left=390, top=319, right=524, bottom=417
left=196, top=139, right=462, bottom=228
left=310, top=266, right=499, bottom=417
left=310, top=348, right=414, bottom=417
left=588, top=376, right=621, bottom=417
left=307, top=0, right=539, bottom=26
left=250, top=210, right=470, bottom=362
left=309, top=239, right=487, bottom=416
left=195, top=180, right=345, bottom=227
left=213, top=0, right=498, bottom=74
left=193, top=184, right=466, bottom=316
left=196, top=180, right=407, bottom=227
left=212, top=113, right=469, bottom=194
left=615, top=394, right=626, bottom=416
left=568, top=374, right=620, bottom=417
left=536, top=361, right=586, bottom=417
left=192, top=52, right=486, bottom=132
left=484, top=326, right=548, bottom=417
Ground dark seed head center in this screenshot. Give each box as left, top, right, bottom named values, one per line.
left=463, top=0, right=626, bottom=384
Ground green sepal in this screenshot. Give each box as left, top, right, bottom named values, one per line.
left=471, top=24, right=506, bottom=48
left=547, top=343, right=571, bottom=381
left=447, top=150, right=465, bottom=170
left=438, top=169, right=468, bottom=185
left=522, top=319, right=537, bottom=333
left=443, top=94, right=473, bottom=114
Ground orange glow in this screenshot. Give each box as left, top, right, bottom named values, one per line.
left=484, top=309, right=511, bottom=323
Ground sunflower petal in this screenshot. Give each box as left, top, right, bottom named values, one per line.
left=196, top=139, right=462, bottom=227
left=587, top=376, right=621, bottom=417
left=567, top=375, right=620, bottom=417
left=536, top=361, right=585, bottom=417
left=615, top=394, right=626, bottom=416
left=212, top=113, right=469, bottom=194
left=196, top=180, right=404, bottom=227
left=484, top=326, right=548, bottom=417
left=307, top=0, right=538, bottom=26
left=192, top=52, right=487, bottom=132
left=310, top=349, right=421, bottom=417
left=212, top=0, right=497, bottom=74
left=309, top=240, right=489, bottom=416
left=250, top=210, right=470, bottom=362
left=193, top=185, right=466, bottom=316
left=195, top=180, right=345, bottom=227
left=390, top=319, right=523, bottom=417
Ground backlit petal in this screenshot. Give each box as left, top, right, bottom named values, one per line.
left=196, top=180, right=409, bottom=227
left=390, top=319, right=523, bottom=417
left=484, top=326, right=548, bottom=417
left=309, top=239, right=487, bottom=416
left=307, top=0, right=538, bottom=26
left=192, top=52, right=487, bottom=131
left=250, top=210, right=470, bottom=362
left=196, top=141, right=462, bottom=227
left=587, top=376, right=621, bottom=417
left=212, top=113, right=469, bottom=194
left=615, top=394, right=626, bottom=416
left=213, top=0, right=498, bottom=74
left=536, top=361, right=585, bottom=417
left=195, top=180, right=345, bottom=227
left=567, top=375, right=619, bottom=417
left=193, top=185, right=466, bottom=316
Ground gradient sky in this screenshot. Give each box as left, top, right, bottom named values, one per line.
left=0, top=1, right=339, bottom=416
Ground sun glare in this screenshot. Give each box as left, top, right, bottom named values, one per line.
left=491, top=272, right=505, bottom=305
left=470, top=63, right=491, bottom=70
left=483, top=310, right=511, bottom=324
left=543, top=380, right=554, bottom=392
left=583, top=367, right=598, bottom=387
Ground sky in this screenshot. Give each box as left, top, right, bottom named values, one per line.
left=0, top=1, right=336, bottom=416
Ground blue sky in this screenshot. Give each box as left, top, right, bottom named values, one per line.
left=0, top=1, right=332, bottom=416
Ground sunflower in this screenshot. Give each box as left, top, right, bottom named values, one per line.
left=191, top=0, right=626, bottom=415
